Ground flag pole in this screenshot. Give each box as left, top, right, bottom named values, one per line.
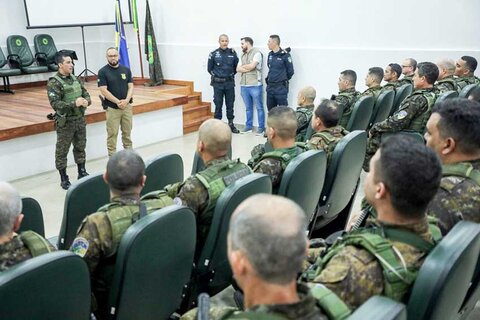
left=130, top=0, right=144, bottom=78
left=136, top=31, right=144, bottom=78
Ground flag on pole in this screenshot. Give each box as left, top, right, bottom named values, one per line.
left=130, top=0, right=139, bottom=31
left=144, top=0, right=163, bottom=85
left=115, top=0, right=130, bottom=68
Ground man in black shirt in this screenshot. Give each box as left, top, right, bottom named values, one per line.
left=98, top=47, right=134, bottom=156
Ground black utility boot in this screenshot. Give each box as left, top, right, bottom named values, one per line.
left=229, top=122, right=239, bottom=134
left=59, top=168, right=71, bottom=190
left=77, top=163, right=89, bottom=179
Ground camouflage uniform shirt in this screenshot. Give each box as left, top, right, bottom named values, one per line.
left=455, top=76, right=480, bottom=92
left=307, top=126, right=348, bottom=165
left=47, top=72, right=91, bottom=115
left=362, top=85, right=383, bottom=101
left=426, top=159, right=480, bottom=235
left=296, top=104, right=315, bottom=142
left=180, top=283, right=328, bottom=320
left=310, top=218, right=433, bottom=310
left=334, top=88, right=361, bottom=128
left=434, top=76, right=457, bottom=94
left=398, top=75, right=413, bottom=87
left=382, top=81, right=401, bottom=92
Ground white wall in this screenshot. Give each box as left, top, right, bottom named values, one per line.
left=1, top=0, right=480, bottom=126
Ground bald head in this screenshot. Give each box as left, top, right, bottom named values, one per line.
left=437, top=59, right=455, bottom=80
left=198, top=119, right=232, bottom=157
left=0, top=182, right=22, bottom=236
left=267, top=106, right=297, bottom=140
left=229, top=194, right=307, bottom=284
left=299, top=86, right=316, bottom=104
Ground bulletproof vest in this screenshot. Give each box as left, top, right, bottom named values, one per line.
left=399, top=75, right=413, bottom=86
left=20, top=231, right=52, bottom=257
left=295, top=106, right=314, bottom=142
left=435, top=77, right=457, bottom=94
left=240, top=48, right=262, bottom=86
left=256, top=146, right=304, bottom=171
left=456, top=76, right=480, bottom=92
left=441, top=162, right=480, bottom=191
left=309, top=127, right=347, bottom=156
left=408, top=90, right=437, bottom=132
left=195, top=159, right=252, bottom=214
left=52, top=74, right=84, bottom=117
left=304, top=224, right=440, bottom=303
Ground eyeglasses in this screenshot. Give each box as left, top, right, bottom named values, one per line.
left=402, top=65, right=412, bottom=68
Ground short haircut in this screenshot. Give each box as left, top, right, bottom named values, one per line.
left=375, top=135, right=441, bottom=217
left=461, top=56, right=478, bottom=73
left=368, top=67, right=384, bottom=84
left=241, top=37, right=253, bottom=46
left=407, top=58, right=418, bottom=72
left=106, top=150, right=145, bottom=193
left=267, top=106, right=297, bottom=139
left=106, top=47, right=118, bottom=54
left=437, top=59, right=455, bottom=74
left=55, top=52, right=70, bottom=65
left=417, top=62, right=439, bottom=85
left=229, top=194, right=307, bottom=285
left=341, top=70, right=357, bottom=86
left=389, top=63, right=402, bottom=79
left=314, top=99, right=339, bottom=128
left=0, top=182, right=22, bottom=236
left=269, top=35, right=281, bottom=45
left=300, top=86, right=316, bottom=103
left=432, top=98, right=480, bottom=155
left=469, top=86, right=480, bottom=102
left=198, top=119, right=232, bottom=156
left=218, top=34, right=229, bottom=40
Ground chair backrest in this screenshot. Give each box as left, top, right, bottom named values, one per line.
left=191, top=146, right=233, bottom=175
left=6, top=35, right=35, bottom=67
left=311, top=131, right=367, bottom=231
left=277, top=150, right=327, bottom=221
left=142, top=153, right=184, bottom=195
left=349, top=296, right=407, bottom=320
left=108, top=205, right=196, bottom=320
left=0, top=251, right=91, bottom=320
left=459, top=83, right=478, bottom=99
left=196, top=173, right=272, bottom=294
left=407, top=221, right=480, bottom=320
left=434, top=90, right=458, bottom=107
left=346, top=95, right=375, bottom=131
left=391, top=84, right=413, bottom=116
left=19, top=197, right=45, bottom=237
left=0, top=47, right=8, bottom=68
left=369, top=90, right=395, bottom=128
left=57, top=172, right=110, bottom=249
left=33, top=34, right=58, bottom=64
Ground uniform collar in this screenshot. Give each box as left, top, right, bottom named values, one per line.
left=204, top=155, right=231, bottom=168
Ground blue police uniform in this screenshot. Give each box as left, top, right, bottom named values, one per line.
left=207, top=47, right=239, bottom=123
left=266, top=49, right=294, bottom=110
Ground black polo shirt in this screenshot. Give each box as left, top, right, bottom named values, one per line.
left=97, top=64, right=132, bottom=109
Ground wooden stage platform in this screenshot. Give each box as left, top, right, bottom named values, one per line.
left=0, top=79, right=211, bottom=142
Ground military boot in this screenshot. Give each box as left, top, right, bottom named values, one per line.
left=229, top=122, right=239, bottom=134
left=59, top=169, right=71, bottom=190
left=77, top=163, right=89, bottom=179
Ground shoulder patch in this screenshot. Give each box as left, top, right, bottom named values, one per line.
left=71, top=237, right=89, bottom=257
left=173, top=197, right=184, bottom=206
left=395, top=110, right=408, bottom=120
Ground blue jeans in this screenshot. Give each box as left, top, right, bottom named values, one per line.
left=241, top=85, right=265, bottom=129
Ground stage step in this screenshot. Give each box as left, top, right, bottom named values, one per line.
left=184, top=115, right=212, bottom=134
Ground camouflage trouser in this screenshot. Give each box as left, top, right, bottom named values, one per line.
left=55, top=117, right=86, bottom=170
left=363, top=133, right=381, bottom=172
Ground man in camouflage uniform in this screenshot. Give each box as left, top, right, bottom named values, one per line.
left=305, top=135, right=442, bottom=311
left=0, top=182, right=54, bottom=272
left=398, top=58, right=417, bottom=86
left=307, top=100, right=348, bottom=165
left=454, top=55, right=480, bottom=92
left=248, top=107, right=303, bottom=193
left=363, top=62, right=439, bottom=171
left=295, top=86, right=316, bottom=142
left=434, top=59, right=457, bottom=94
left=181, top=194, right=328, bottom=320
left=166, top=119, right=251, bottom=252
left=382, top=63, right=402, bottom=91
left=362, top=67, right=383, bottom=100
left=70, top=150, right=173, bottom=319
left=332, top=70, right=360, bottom=128
left=425, top=98, right=480, bottom=235
left=47, top=52, right=91, bottom=190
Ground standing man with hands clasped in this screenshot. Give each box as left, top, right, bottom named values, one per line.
left=98, top=47, right=134, bottom=156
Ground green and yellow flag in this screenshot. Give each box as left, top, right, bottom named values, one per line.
left=144, top=0, right=163, bottom=85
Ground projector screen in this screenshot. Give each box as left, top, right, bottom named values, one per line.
left=24, top=0, right=132, bottom=28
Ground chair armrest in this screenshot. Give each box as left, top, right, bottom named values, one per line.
left=35, top=52, right=48, bottom=66
left=7, top=54, right=21, bottom=69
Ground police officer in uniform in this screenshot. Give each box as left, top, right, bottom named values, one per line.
left=47, top=52, right=91, bottom=190
left=0, top=182, right=54, bottom=272
left=208, top=34, right=240, bottom=133
left=266, top=35, right=294, bottom=110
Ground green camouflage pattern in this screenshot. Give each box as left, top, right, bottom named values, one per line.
left=398, top=75, right=413, bottom=87
left=308, top=219, right=433, bottom=310
left=307, top=126, right=348, bottom=165
left=455, top=76, right=480, bottom=92
left=434, top=76, right=457, bottom=94
left=47, top=73, right=91, bottom=116
left=382, top=81, right=401, bottom=92
left=335, top=88, right=361, bottom=128
left=296, top=104, right=315, bottom=142
left=362, top=85, right=383, bottom=101
left=180, top=283, right=328, bottom=320
left=426, top=160, right=480, bottom=235
left=0, top=234, right=54, bottom=272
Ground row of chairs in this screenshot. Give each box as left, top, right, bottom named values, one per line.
left=0, top=34, right=76, bottom=94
